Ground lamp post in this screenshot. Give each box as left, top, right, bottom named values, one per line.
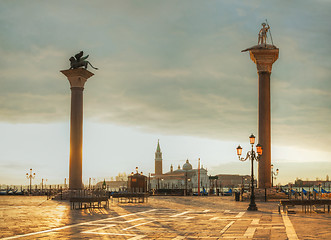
left=26, top=168, right=36, bottom=194
left=198, top=158, right=201, bottom=196
left=41, top=178, right=47, bottom=192
left=236, top=134, right=263, bottom=211
left=188, top=178, right=191, bottom=194
left=185, top=170, right=188, bottom=196
left=148, top=173, right=151, bottom=192
left=271, top=164, right=279, bottom=188
left=102, top=179, right=107, bottom=190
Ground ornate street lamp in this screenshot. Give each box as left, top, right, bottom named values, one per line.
left=26, top=168, right=36, bottom=194
left=236, top=134, right=262, bottom=211
left=271, top=164, right=279, bottom=188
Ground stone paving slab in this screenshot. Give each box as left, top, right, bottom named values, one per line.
left=0, top=196, right=330, bottom=239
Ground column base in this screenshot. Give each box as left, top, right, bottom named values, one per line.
left=247, top=204, right=258, bottom=211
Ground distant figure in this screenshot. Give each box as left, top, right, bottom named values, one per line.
left=258, top=23, right=270, bottom=45
left=69, top=51, right=98, bottom=70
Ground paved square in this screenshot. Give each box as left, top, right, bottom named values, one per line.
left=0, top=196, right=330, bottom=239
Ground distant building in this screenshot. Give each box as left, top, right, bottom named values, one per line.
left=95, top=180, right=127, bottom=191
left=215, top=174, right=253, bottom=188
left=128, top=172, right=147, bottom=192
left=155, top=140, right=163, bottom=175
left=294, top=179, right=331, bottom=187
left=150, top=140, right=209, bottom=191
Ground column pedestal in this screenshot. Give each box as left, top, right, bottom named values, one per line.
left=61, top=68, right=94, bottom=190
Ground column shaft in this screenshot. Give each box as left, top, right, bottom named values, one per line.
left=69, top=87, right=84, bottom=190
left=61, top=68, right=93, bottom=191
left=258, top=72, right=271, bottom=188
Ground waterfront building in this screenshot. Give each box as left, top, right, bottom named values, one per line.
left=215, top=174, right=253, bottom=188
left=95, top=180, right=127, bottom=191
left=150, top=140, right=209, bottom=192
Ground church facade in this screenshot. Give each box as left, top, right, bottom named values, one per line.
left=150, top=140, right=209, bottom=192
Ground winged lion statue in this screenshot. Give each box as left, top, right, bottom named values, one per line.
left=69, top=51, right=98, bottom=70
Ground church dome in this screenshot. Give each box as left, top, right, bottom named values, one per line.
left=183, top=159, right=192, bottom=171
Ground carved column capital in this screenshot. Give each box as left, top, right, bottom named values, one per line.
left=256, top=63, right=273, bottom=73
left=249, top=48, right=279, bottom=73
left=61, top=68, right=94, bottom=88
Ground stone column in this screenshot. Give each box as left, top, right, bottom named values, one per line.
left=61, top=68, right=94, bottom=190
left=248, top=47, right=279, bottom=188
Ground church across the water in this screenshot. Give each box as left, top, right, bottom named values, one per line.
left=150, top=140, right=209, bottom=192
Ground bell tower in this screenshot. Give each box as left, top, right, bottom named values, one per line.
left=155, top=139, right=163, bottom=175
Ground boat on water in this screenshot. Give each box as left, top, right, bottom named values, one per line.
left=0, top=189, right=25, bottom=195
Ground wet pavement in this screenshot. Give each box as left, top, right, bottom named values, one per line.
left=0, top=195, right=330, bottom=239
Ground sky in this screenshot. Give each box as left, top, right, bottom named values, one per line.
left=0, top=0, right=330, bottom=186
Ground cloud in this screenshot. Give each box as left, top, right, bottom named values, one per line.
left=0, top=0, right=330, bottom=154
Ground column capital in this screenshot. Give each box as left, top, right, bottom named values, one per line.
left=249, top=48, right=279, bottom=74
left=61, top=68, right=94, bottom=88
